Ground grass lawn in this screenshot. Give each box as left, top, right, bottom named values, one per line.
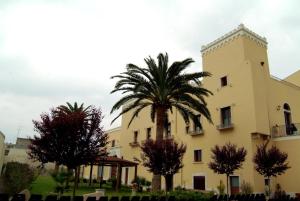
left=30, top=175, right=147, bottom=197
left=30, top=176, right=56, bottom=196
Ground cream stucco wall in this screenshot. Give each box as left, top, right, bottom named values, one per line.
left=284, top=70, right=300, bottom=87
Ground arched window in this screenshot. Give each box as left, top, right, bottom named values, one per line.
left=283, top=103, right=292, bottom=135
left=283, top=103, right=290, bottom=111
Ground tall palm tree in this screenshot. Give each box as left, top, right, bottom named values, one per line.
left=110, top=53, right=213, bottom=190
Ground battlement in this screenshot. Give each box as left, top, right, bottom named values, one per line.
left=201, top=24, right=268, bottom=55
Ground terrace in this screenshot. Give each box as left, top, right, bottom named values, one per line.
left=271, top=123, right=300, bottom=138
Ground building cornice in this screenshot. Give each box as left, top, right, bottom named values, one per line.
left=0, top=131, right=5, bottom=139
left=201, top=24, right=268, bottom=55
left=105, top=126, right=121, bottom=134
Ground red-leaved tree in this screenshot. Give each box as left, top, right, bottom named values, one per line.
left=29, top=103, right=108, bottom=196
left=209, top=143, right=247, bottom=195
left=253, top=142, right=290, bottom=195
left=140, top=139, right=186, bottom=191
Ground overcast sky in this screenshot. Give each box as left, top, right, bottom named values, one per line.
left=0, top=0, right=299, bottom=143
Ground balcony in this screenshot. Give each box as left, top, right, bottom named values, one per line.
left=129, top=141, right=140, bottom=147
left=188, top=128, right=204, bottom=136
left=164, top=135, right=174, bottom=140
left=271, top=123, right=300, bottom=138
left=217, top=123, right=234, bottom=130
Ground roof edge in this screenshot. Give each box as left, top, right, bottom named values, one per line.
left=201, top=24, right=268, bottom=54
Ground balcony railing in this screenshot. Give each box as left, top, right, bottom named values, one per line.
left=164, top=135, right=174, bottom=140
left=217, top=123, right=234, bottom=130
left=129, top=141, right=140, bottom=147
left=188, top=128, right=204, bottom=136
left=271, top=123, right=300, bottom=138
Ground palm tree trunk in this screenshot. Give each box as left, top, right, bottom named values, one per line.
left=156, top=106, right=166, bottom=140
left=152, top=106, right=166, bottom=191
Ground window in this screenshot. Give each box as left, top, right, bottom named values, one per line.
left=165, top=122, right=171, bottom=137
left=221, top=76, right=228, bottom=87
left=97, top=166, right=103, bottom=179
left=194, top=115, right=202, bottom=132
left=111, top=140, right=115, bottom=147
left=194, top=150, right=202, bottom=162
left=193, top=176, right=205, bottom=190
left=146, top=127, right=151, bottom=139
left=221, top=106, right=231, bottom=126
left=283, top=103, right=293, bottom=135
left=264, top=178, right=270, bottom=186
left=133, top=131, right=138, bottom=143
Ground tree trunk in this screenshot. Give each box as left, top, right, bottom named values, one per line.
left=155, top=106, right=166, bottom=141
left=66, top=168, right=71, bottom=188
left=152, top=106, right=167, bottom=191
left=89, top=164, right=93, bottom=186
left=100, top=165, right=104, bottom=188
left=75, top=166, right=80, bottom=189
left=226, top=174, right=229, bottom=197
left=152, top=174, right=161, bottom=192
left=268, top=176, right=271, bottom=197
left=165, top=175, right=173, bottom=192
left=73, top=168, right=78, bottom=197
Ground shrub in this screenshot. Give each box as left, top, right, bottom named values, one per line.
left=174, top=186, right=185, bottom=191
left=0, top=162, right=36, bottom=195
left=51, top=169, right=72, bottom=196
left=274, top=184, right=286, bottom=199
left=131, top=176, right=151, bottom=192
left=150, top=190, right=213, bottom=201
left=240, top=180, right=253, bottom=194
left=110, top=177, right=117, bottom=189
left=132, top=176, right=151, bottom=186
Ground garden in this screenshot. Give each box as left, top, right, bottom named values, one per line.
left=0, top=54, right=295, bottom=201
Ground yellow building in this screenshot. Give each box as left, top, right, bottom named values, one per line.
left=81, top=127, right=128, bottom=183
left=4, top=137, right=55, bottom=170
left=85, top=24, right=300, bottom=195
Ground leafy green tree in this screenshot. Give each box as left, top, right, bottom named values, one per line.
left=253, top=142, right=290, bottom=195
left=209, top=143, right=247, bottom=195
left=111, top=53, right=212, bottom=190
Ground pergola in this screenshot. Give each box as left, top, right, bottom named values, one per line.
left=93, top=156, right=138, bottom=191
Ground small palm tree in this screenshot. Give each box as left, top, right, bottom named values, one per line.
left=56, top=102, right=92, bottom=191
left=111, top=53, right=213, bottom=191
left=57, top=102, right=91, bottom=115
